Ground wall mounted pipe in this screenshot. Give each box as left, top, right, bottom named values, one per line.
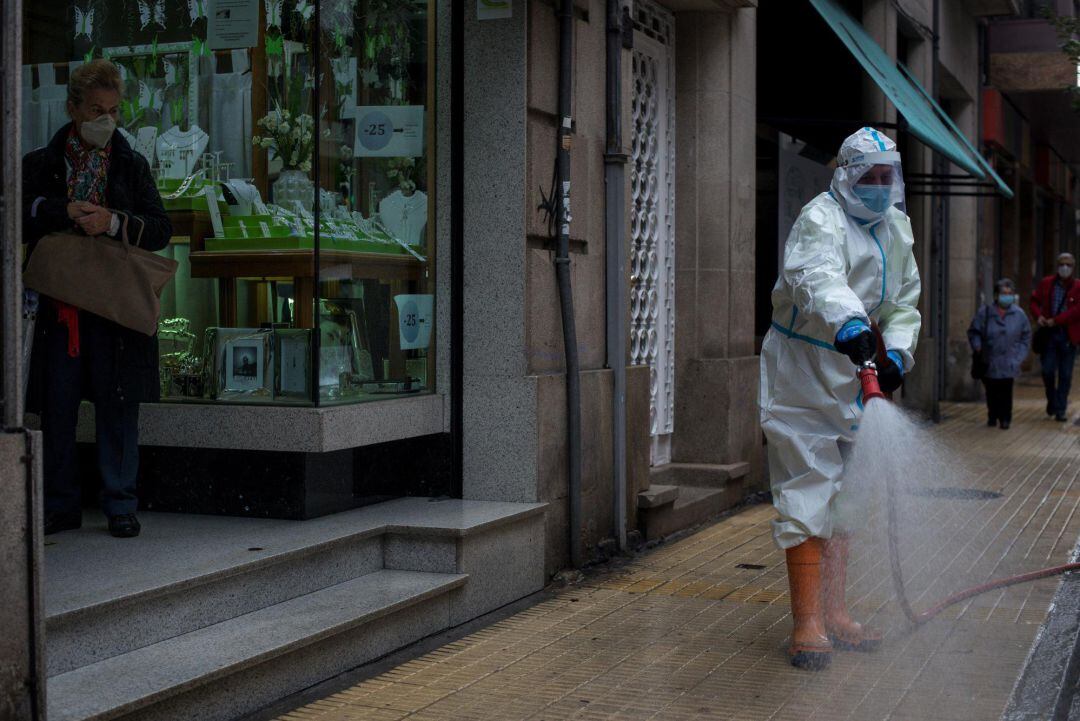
left=556, top=0, right=583, bottom=568
left=605, top=0, right=630, bottom=552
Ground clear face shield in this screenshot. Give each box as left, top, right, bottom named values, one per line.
left=835, top=150, right=906, bottom=219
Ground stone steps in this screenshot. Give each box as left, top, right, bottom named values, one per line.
left=47, top=570, right=467, bottom=721
left=43, top=499, right=547, bottom=721
left=638, top=462, right=754, bottom=541
left=47, top=532, right=385, bottom=675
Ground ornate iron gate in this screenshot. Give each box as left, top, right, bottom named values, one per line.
left=630, top=0, right=675, bottom=465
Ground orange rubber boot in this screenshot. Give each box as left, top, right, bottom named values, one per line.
left=785, top=537, right=832, bottom=670
left=823, top=534, right=882, bottom=652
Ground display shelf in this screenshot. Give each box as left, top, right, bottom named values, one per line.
left=188, top=249, right=425, bottom=328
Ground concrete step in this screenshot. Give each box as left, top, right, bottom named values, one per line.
left=47, top=569, right=468, bottom=721
left=649, top=461, right=751, bottom=489
left=46, top=499, right=545, bottom=676
left=637, top=483, right=680, bottom=509
left=639, top=461, right=756, bottom=542
left=47, top=530, right=385, bottom=676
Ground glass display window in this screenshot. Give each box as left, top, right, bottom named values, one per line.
left=22, top=0, right=436, bottom=406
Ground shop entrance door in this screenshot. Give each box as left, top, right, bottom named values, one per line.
left=630, top=2, right=675, bottom=466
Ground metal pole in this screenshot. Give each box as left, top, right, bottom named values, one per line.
left=555, top=0, right=583, bottom=568
left=1, top=0, right=23, bottom=429
left=604, top=0, right=629, bottom=552
left=0, top=3, right=45, bottom=718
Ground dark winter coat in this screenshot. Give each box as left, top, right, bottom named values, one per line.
left=967, top=303, right=1032, bottom=380
left=23, top=123, right=173, bottom=408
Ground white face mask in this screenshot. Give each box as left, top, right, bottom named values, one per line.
left=79, top=114, right=116, bottom=149
left=1060, top=264, right=1074, bottom=279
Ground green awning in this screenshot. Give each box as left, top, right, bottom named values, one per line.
left=808, top=0, right=1014, bottom=199
left=898, top=63, right=1014, bottom=199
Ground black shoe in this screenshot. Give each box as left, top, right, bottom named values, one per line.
left=44, top=512, right=82, bottom=536
left=1000, top=421, right=1010, bottom=430
left=108, top=514, right=141, bottom=538
left=988, top=417, right=997, bottom=427
left=1056, top=414, right=1068, bottom=423
left=1047, top=402, right=1055, bottom=416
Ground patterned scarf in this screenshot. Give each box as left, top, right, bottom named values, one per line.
left=56, top=126, right=112, bottom=357
left=65, top=126, right=111, bottom=205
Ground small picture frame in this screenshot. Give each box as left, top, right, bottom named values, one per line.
left=274, top=328, right=313, bottom=400
left=206, top=327, right=273, bottom=400
left=226, top=341, right=264, bottom=391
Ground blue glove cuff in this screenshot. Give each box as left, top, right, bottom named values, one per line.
left=836, top=318, right=871, bottom=343
left=887, top=350, right=904, bottom=375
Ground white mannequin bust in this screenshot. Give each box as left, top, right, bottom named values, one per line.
left=378, top=189, right=427, bottom=247
left=156, top=125, right=210, bottom=179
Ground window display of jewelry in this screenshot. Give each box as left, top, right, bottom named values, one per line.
left=157, top=125, right=210, bottom=179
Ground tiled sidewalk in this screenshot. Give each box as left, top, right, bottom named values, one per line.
left=276, top=383, right=1080, bottom=721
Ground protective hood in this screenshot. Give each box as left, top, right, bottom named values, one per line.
left=829, top=127, right=906, bottom=223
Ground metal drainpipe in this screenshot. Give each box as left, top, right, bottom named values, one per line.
left=556, top=0, right=583, bottom=568
left=604, top=0, right=629, bottom=552
left=929, top=0, right=948, bottom=421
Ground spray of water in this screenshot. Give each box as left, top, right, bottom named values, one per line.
left=838, top=398, right=987, bottom=636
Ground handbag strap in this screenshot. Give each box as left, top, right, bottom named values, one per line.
left=111, top=210, right=146, bottom=250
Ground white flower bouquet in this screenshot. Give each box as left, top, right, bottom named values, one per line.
left=252, top=105, right=321, bottom=173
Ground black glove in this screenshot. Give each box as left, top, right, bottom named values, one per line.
left=834, top=324, right=876, bottom=366
left=878, top=353, right=904, bottom=393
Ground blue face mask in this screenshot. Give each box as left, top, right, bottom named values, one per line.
left=998, top=294, right=1016, bottom=307
left=853, top=184, right=892, bottom=214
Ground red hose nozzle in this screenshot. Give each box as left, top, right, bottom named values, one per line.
left=859, top=361, right=885, bottom=402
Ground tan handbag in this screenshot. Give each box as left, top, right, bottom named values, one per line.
left=23, top=212, right=178, bottom=336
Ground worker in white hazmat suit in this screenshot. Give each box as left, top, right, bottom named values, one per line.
left=759, top=127, right=922, bottom=670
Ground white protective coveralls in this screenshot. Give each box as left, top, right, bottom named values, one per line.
left=759, top=127, right=922, bottom=549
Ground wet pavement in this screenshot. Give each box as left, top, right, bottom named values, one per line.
left=275, top=381, right=1080, bottom=721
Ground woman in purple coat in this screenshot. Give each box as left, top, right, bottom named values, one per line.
left=968, top=278, right=1032, bottom=430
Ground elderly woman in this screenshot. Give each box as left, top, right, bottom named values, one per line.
left=23, top=59, right=172, bottom=537
left=968, top=278, right=1031, bottom=430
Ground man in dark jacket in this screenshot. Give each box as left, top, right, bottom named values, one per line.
left=1030, top=253, right=1080, bottom=422
left=23, top=59, right=172, bottom=537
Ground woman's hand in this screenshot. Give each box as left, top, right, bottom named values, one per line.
left=71, top=202, right=114, bottom=236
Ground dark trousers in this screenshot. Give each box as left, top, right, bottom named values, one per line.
left=1041, top=332, right=1077, bottom=417
left=983, top=377, right=1014, bottom=424
left=40, top=320, right=140, bottom=519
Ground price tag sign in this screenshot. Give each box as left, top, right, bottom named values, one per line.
left=394, top=294, right=433, bottom=350
left=354, top=105, right=425, bottom=158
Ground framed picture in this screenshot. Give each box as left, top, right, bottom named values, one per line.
left=274, top=329, right=312, bottom=400
left=226, top=341, right=263, bottom=391
left=205, top=328, right=273, bottom=400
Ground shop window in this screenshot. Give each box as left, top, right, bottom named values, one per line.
left=23, top=0, right=436, bottom=406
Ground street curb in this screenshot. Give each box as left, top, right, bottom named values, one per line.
left=1002, top=543, right=1080, bottom=721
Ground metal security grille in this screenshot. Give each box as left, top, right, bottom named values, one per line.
left=630, top=1, right=675, bottom=465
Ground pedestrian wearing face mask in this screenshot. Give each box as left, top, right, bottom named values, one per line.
left=1031, top=253, right=1080, bottom=422
left=22, top=59, right=172, bottom=538
left=969, top=279, right=1031, bottom=430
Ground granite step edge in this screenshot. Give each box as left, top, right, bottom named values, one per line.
left=49, top=500, right=544, bottom=624
left=47, top=569, right=468, bottom=721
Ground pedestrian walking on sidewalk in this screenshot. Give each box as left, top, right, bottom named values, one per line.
left=1030, top=253, right=1080, bottom=422
left=968, top=278, right=1030, bottom=430
left=759, top=128, right=922, bottom=671
left=22, top=59, right=172, bottom=539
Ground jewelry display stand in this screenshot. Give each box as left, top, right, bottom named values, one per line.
left=378, top=190, right=427, bottom=247
left=157, top=125, right=210, bottom=179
